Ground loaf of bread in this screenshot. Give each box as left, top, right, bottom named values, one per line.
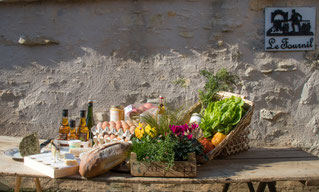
left=79, top=142, right=131, bottom=179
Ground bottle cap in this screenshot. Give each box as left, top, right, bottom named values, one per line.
left=62, top=109, right=68, bottom=117
left=80, top=110, right=86, bottom=118
left=70, top=120, right=76, bottom=128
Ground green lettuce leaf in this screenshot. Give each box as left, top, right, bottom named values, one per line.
left=200, top=96, right=245, bottom=136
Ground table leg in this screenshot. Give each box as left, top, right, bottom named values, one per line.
left=267, top=181, right=277, bottom=192
left=34, top=178, right=42, bottom=192
left=247, top=182, right=255, bottom=192
left=222, top=183, right=230, bottom=192
left=14, top=176, right=22, bottom=192
left=256, top=182, right=267, bottom=192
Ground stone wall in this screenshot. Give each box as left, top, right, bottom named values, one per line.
left=0, top=0, right=319, bottom=154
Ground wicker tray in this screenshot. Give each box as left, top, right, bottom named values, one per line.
left=185, top=92, right=254, bottom=160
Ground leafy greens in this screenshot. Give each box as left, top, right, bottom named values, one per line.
left=200, top=96, right=245, bottom=138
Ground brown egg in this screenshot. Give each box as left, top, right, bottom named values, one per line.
left=103, top=134, right=110, bottom=139
left=101, top=121, right=108, bottom=130
left=115, top=121, right=122, bottom=131
left=109, top=121, right=115, bottom=129
left=126, top=120, right=133, bottom=127
left=109, top=135, right=116, bottom=140
left=130, top=126, right=136, bottom=134
left=121, top=121, right=129, bottom=131
left=123, top=124, right=129, bottom=132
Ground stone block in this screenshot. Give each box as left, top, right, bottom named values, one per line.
left=18, top=35, right=59, bottom=46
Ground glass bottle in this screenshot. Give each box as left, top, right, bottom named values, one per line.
left=157, top=96, right=165, bottom=122
left=59, top=109, right=70, bottom=140
left=77, top=110, right=89, bottom=141
left=68, top=120, right=77, bottom=140
left=86, top=100, right=95, bottom=140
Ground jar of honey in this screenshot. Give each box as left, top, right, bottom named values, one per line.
left=110, top=106, right=124, bottom=122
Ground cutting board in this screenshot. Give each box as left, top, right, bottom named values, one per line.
left=24, top=151, right=79, bottom=178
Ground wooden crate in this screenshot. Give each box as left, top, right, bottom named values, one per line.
left=130, top=152, right=196, bottom=178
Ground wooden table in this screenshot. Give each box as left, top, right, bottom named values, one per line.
left=1, top=135, right=319, bottom=192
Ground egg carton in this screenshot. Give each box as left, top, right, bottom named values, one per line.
left=91, top=124, right=133, bottom=146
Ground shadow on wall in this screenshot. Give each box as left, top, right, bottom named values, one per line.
left=0, top=0, right=227, bottom=70
left=0, top=0, right=310, bottom=69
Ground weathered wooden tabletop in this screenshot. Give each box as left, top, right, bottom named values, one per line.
left=1, top=135, right=319, bottom=184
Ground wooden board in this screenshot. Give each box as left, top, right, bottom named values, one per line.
left=223, top=147, right=317, bottom=159
left=130, top=152, right=196, bottom=178
left=24, top=152, right=79, bottom=178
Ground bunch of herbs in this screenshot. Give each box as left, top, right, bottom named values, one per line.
left=198, top=69, right=238, bottom=108
left=131, top=135, right=177, bottom=168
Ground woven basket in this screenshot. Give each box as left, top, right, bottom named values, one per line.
left=185, top=92, right=254, bottom=160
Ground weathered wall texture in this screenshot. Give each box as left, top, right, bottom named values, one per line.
left=0, top=0, right=319, bottom=154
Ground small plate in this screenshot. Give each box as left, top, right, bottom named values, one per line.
left=4, top=148, right=24, bottom=162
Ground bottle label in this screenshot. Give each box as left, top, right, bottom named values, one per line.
left=59, top=133, right=68, bottom=140
left=78, top=133, right=88, bottom=141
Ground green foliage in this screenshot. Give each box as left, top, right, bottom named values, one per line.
left=200, top=96, right=246, bottom=138
left=141, top=107, right=188, bottom=136
left=173, top=78, right=188, bottom=88
left=134, top=107, right=205, bottom=165
left=174, top=135, right=204, bottom=161
left=198, top=69, right=238, bottom=108
left=131, top=135, right=177, bottom=168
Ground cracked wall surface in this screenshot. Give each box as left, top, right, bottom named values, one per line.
left=0, top=0, right=319, bottom=155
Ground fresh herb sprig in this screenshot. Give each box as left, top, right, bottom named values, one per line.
left=131, top=135, right=177, bottom=168
left=198, top=69, right=238, bottom=108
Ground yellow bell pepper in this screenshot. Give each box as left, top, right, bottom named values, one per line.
left=211, top=132, right=227, bottom=147
left=145, top=124, right=157, bottom=138
left=134, top=123, right=145, bottom=139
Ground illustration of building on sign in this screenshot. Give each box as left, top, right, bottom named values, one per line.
left=266, top=9, right=314, bottom=36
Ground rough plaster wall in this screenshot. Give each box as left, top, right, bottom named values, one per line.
left=0, top=0, right=319, bottom=154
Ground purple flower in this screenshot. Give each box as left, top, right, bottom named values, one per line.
left=191, top=123, right=198, bottom=131
left=170, top=124, right=196, bottom=137
left=187, top=134, right=193, bottom=140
